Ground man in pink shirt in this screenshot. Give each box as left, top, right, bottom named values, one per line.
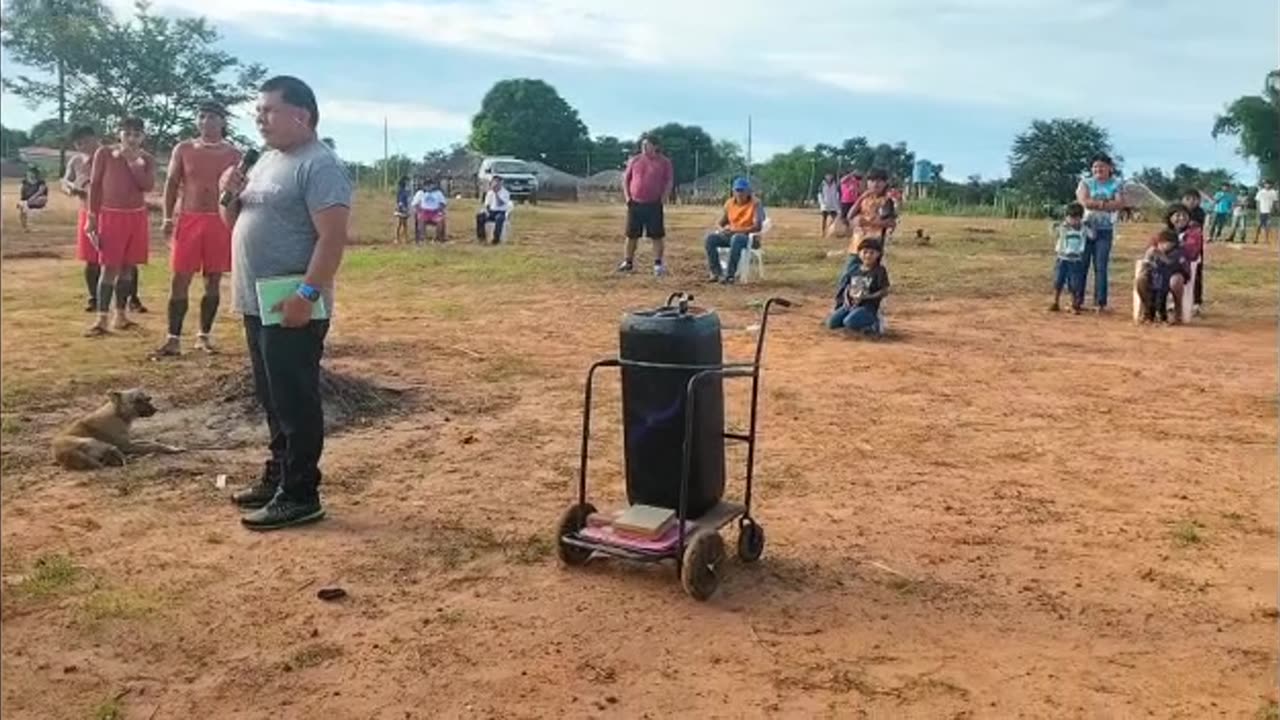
left=619, top=135, right=674, bottom=276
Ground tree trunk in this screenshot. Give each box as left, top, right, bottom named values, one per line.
left=57, top=57, right=67, bottom=176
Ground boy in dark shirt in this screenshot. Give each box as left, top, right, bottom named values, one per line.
left=829, top=237, right=890, bottom=335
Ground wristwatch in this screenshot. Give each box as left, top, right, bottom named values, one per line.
left=296, top=282, right=321, bottom=303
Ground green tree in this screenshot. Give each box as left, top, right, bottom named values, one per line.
left=469, top=78, right=590, bottom=174
left=642, top=123, right=726, bottom=185
left=1, top=0, right=112, bottom=171
left=321, top=137, right=336, bottom=150
left=585, top=135, right=632, bottom=174
left=0, top=125, right=32, bottom=160
left=49, top=1, right=267, bottom=151
left=755, top=146, right=819, bottom=205
left=1212, top=70, right=1280, bottom=182
left=1008, top=118, right=1116, bottom=203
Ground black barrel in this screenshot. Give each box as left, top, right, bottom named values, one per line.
left=619, top=299, right=726, bottom=518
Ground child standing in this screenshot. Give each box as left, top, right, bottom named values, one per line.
left=1050, top=202, right=1088, bottom=313
left=817, top=173, right=840, bottom=236
left=394, top=176, right=410, bottom=244
left=828, top=238, right=890, bottom=336
left=1136, top=229, right=1187, bottom=324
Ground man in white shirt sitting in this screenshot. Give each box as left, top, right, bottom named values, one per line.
left=413, top=178, right=448, bottom=243
left=475, top=175, right=512, bottom=244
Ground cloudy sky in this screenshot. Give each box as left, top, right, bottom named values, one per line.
left=2, top=0, right=1276, bottom=179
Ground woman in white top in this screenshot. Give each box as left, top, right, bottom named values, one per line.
left=1074, top=154, right=1124, bottom=312
left=816, top=173, right=841, bottom=236
left=475, top=176, right=512, bottom=244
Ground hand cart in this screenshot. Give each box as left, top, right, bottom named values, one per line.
left=555, top=294, right=791, bottom=600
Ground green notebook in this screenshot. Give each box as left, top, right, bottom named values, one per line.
left=255, top=275, right=329, bottom=326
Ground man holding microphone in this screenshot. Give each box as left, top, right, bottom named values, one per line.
left=219, top=76, right=352, bottom=531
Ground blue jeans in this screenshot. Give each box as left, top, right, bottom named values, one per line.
left=705, top=232, right=751, bottom=278
left=1082, top=227, right=1112, bottom=307
left=827, top=304, right=879, bottom=334
left=1053, top=257, right=1084, bottom=305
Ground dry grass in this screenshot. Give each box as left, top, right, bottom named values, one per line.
left=1, top=179, right=1275, bottom=718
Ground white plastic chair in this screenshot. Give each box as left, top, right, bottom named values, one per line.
left=718, top=217, right=772, bottom=282
left=476, top=204, right=515, bottom=243
left=1132, top=258, right=1197, bottom=323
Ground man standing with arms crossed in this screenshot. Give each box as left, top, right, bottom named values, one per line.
left=220, top=76, right=352, bottom=531
left=85, top=117, right=155, bottom=336
left=618, top=135, right=673, bottom=276
left=155, top=102, right=242, bottom=357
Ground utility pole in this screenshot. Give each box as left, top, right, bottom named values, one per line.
left=746, top=115, right=753, bottom=185
left=694, top=148, right=700, bottom=182
left=382, top=117, right=389, bottom=189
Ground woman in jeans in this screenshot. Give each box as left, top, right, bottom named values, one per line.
left=1075, top=154, right=1124, bottom=312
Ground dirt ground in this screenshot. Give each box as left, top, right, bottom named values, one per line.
left=1, top=182, right=1276, bottom=719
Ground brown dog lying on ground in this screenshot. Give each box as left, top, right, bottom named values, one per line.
left=51, top=389, right=184, bottom=470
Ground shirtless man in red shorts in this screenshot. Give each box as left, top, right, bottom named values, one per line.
left=86, top=116, right=155, bottom=337
left=154, top=102, right=242, bottom=356
left=62, top=125, right=102, bottom=312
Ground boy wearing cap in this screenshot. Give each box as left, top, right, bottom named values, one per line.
left=703, top=177, right=764, bottom=284
left=155, top=102, right=242, bottom=356
left=85, top=116, right=155, bottom=337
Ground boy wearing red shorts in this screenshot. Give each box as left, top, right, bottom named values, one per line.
left=155, top=102, right=241, bottom=356
left=86, top=116, right=155, bottom=336
left=61, top=125, right=101, bottom=312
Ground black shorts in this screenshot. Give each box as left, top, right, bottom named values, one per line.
left=626, top=201, right=665, bottom=240
left=821, top=210, right=838, bottom=219
left=839, top=201, right=854, bottom=219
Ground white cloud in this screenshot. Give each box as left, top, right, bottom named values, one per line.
left=115, top=0, right=1273, bottom=121
left=324, top=99, right=470, bottom=131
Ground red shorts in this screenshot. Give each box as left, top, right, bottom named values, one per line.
left=171, top=212, right=231, bottom=274
left=417, top=209, right=445, bottom=225
left=75, top=208, right=97, bottom=262
left=97, top=207, right=150, bottom=267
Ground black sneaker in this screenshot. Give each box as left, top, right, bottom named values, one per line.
left=616, top=260, right=634, bottom=273
left=231, top=462, right=280, bottom=509
left=84, top=298, right=97, bottom=313
left=241, top=496, right=325, bottom=531
left=129, top=297, right=148, bottom=314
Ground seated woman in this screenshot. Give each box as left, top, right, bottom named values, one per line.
left=475, top=175, right=512, bottom=244
left=829, top=237, right=890, bottom=336
left=703, top=177, right=764, bottom=284
left=17, top=166, right=48, bottom=231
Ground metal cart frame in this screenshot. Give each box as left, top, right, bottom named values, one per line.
left=556, top=294, right=791, bottom=600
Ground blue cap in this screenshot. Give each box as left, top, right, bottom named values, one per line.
left=732, top=177, right=750, bottom=191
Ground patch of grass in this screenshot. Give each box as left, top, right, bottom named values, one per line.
left=79, top=588, right=163, bottom=623
left=91, top=696, right=124, bottom=720
left=288, top=641, right=344, bottom=670
left=0, top=415, right=25, bottom=435
left=1256, top=699, right=1278, bottom=720
left=1171, top=519, right=1206, bottom=547
left=17, top=553, right=82, bottom=597
left=507, top=534, right=553, bottom=565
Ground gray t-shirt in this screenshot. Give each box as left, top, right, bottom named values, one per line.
left=231, top=139, right=352, bottom=316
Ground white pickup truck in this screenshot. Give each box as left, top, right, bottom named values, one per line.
left=476, top=156, right=539, bottom=204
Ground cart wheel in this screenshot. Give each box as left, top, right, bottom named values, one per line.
left=737, top=519, right=765, bottom=563
left=680, top=531, right=726, bottom=601
left=556, top=502, right=597, bottom=567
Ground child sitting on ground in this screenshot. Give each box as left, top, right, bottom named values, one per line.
left=1136, top=229, right=1187, bottom=324
left=1049, top=202, right=1088, bottom=313
left=829, top=237, right=890, bottom=336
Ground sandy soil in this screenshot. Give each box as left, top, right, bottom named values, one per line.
left=1, top=186, right=1275, bottom=719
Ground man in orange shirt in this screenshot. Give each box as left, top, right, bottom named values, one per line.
left=703, top=177, right=765, bottom=284
left=85, top=116, right=155, bottom=336
left=155, top=102, right=242, bottom=356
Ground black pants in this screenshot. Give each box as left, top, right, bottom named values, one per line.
left=243, top=315, right=329, bottom=501
left=475, top=209, right=507, bottom=242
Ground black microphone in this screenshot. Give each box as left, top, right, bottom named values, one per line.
left=219, top=148, right=261, bottom=207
